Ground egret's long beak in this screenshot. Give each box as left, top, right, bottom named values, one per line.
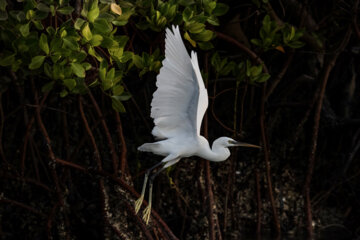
left=230, top=140, right=261, bottom=149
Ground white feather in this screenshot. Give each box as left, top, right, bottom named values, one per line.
left=150, top=25, right=208, bottom=140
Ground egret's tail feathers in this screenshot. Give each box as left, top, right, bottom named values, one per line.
left=138, top=143, right=159, bottom=152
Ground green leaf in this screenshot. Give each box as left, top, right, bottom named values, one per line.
left=250, top=65, right=262, bottom=77
left=26, top=9, right=35, bottom=20
left=89, top=34, right=103, bottom=46
left=19, top=22, right=30, bottom=37
left=184, top=31, right=196, bottom=47
left=39, top=33, right=49, bottom=55
left=60, top=89, right=68, bottom=97
left=287, top=40, right=305, bottom=49
left=81, top=22, right=92, bottom=41
left=132, top=54, right=144, bottom=68
left=250, top=38, right=262, bottom=46
left=119, top=51, right=133, bottom=63
left=63, top=36, right=79, bottom=50
left=198, top=41, right=214, bottom=50
left=187, top=22, right=205, bottom=34
left=60, top=29, right=67, bottom=38
left=88, top=46, right=103, bottom=61
left=71, top=62, right=85, bottom=77
left=93, top=18, right=112, bottom=33
left=116, top=35, right=129, bottom=49
left=41, top=81, right=55, bottom=92
left=112, top=20, right=127, bottom=26
left=82, top=62, right=92, bottom=70
left=74, top=18, right=86, bottom=30
left=0, top=0, right=7, bottom=11
left=106, top=67, right=115, bottom=80
left=207, top=15, right=219, bottom=26
left=290, top=26, right=295, bottom=40
left=205, top=1, right=216, bottom=14
left=57, top=6, right=74, bottom=15
left=182, top=7, right=193, bottom=22
left=87, top=2, right=99, bottom=22
left=0, top=10, right=8, bottom=21
left=99, top=60, right=107, bottom=81
left=0, top=53, right=15, bottom=66
left=108, top=47, right=123, bottom=61
left=89, top=79, right=99, bottom=87
left=116, top=92, right=131, bottom=101
left=29, top=55, right=46, bottom=69
left=71, top=50, right=87, bottom=62
left=213, top=3, right=229, bottom=16
left=255, top=73, right=271, bottom=83
left=32, top=20, right=44, bottom=30
left=37, top=3, right=50, bottom=12
left=63, top=78, right=76, bottom=90
left=193, top=29, right=213, bottom=42
left=111, top=96, right=126, bottom=112
left=103, top=67, right=115, bottom=90
left=112, top=84, right=124, bottom=96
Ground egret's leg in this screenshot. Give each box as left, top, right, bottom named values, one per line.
left=134, top=161, right=163, bottom=214
left=142, top=166, right=166, bottom=224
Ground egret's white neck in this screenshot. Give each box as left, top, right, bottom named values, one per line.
left=197, top=137, right=231, bottom=162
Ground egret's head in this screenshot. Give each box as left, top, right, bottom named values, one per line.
left=216, top=137, right=261, bottom=149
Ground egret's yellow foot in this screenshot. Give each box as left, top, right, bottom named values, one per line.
left=142, top=203, right=152, bottom=225
left=134, top=195, right=144, bottom=214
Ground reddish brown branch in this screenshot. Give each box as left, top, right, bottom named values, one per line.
left=205, top=161, right=216, bottom=240
left=79, top=96, right=102, bottom=170
left=88, top=91, right=119, bottom=174
left=47, top=203, right=60, bottom=240
left=21, top=93, right=49, bottom=176
left=304, top=27, right=352, bottom=238
left=204, top=54, right=218, bottom=240
left=1, top=198, right=46, bottom=217
left=115, top=112, right=129, bottom=178
left=79, top=96, right=108, bottom=237
left=260, top=85, right=281, bottom=235
left=31, top=80, right=63, bottom=208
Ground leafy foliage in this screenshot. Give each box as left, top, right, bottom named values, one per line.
left=0, top=0, right=232, bottom=112
left=251, top=15, right=305, bottom=52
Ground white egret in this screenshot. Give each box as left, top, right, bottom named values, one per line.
left=135, top=25, right=260, bottom=224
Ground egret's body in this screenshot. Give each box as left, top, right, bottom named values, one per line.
left=135, top=26, right=260, bottom=224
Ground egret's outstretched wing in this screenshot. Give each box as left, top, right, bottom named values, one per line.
left=150, top=25, right=208, bottom=139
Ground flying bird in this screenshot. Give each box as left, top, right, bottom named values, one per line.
left=135, top=25, right=260, bottom=224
